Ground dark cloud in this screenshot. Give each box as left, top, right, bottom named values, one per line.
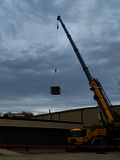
left=0, top=0, right=120, bottom=115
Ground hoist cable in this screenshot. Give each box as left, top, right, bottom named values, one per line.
left=51, top=20, right=60, bottom=86
left=51, top=69, right=60, bottom=86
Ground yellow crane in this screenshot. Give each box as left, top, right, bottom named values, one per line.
left=57, top=15, right=120, bottom=147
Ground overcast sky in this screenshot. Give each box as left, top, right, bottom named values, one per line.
left=0, top=0, right=120, bottom=115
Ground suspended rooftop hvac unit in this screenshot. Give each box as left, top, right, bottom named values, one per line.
left=50, top=86, right=61, bottom=95
left=50, top=69, right=61, bottom=95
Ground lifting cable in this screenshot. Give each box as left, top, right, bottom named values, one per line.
left=51, top=69, right=60, bottom=86
left=51, top=19, right=60, bottom=86
left=50, top=20, right=61, bottom=95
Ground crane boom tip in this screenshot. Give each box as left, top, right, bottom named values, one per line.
left=57, top=15, right=60, bottom=20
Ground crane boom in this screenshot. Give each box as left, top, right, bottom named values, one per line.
left=57, top=15, right=120, bottom=129
left=57, top=16, right=93, bottom=82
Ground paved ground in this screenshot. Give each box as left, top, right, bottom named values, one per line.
left=0, top=148, right=120, bottom=160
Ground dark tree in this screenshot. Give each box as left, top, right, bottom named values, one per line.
left=18, top=111, right=34, bottom=119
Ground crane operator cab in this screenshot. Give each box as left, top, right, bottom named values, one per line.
left=68, top=128, right=89, bottom=146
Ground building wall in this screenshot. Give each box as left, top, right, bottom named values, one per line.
left=83, top=108, right=100, bottom=127
left=33, top=108, right=97, bottom=127
left=0, top=126, right=69, bottom=145
left=60, top=110, right=82, bottom=123
left=42, top=115, right=49, bottom=120
left=32, top=105, right=120, bottom=127
left=52, top=113, right=59, bottom=121
left=112, top=106, right=120, bottom=119
left=0, top=118, right=83, bottom=145
left=35, top=116, right=42, bottom=120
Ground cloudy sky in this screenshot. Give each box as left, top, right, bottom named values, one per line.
left=0, top=0, right=120, bottom=115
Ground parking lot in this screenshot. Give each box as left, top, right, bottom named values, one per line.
left=0, top=148, right=120, bottom=160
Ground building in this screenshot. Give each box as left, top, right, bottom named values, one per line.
left=0, top=105, right=119, bottom=146
left=0, top=117, right=82, bottom=146
left=31, top=105, right=120, bottom=128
